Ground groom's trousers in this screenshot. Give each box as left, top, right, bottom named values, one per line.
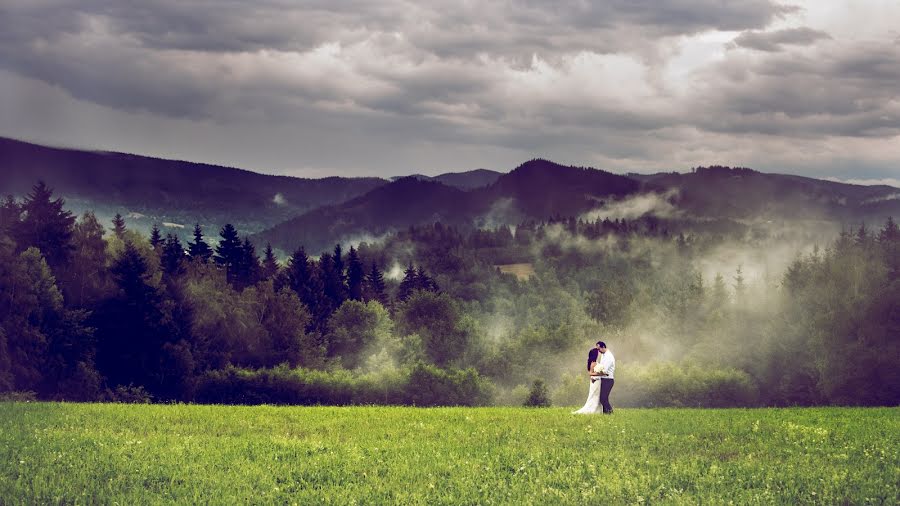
left=599, top=378, right=614, bottom=414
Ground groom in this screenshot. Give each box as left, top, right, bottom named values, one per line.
left=595, top=341, right=615, bottom=414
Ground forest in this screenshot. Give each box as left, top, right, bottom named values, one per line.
left=1, top=181, right=897, bottom=407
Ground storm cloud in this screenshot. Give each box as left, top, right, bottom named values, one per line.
left=0, top=0, right=897, bottom=180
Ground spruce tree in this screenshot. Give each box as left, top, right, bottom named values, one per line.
left=346, top=246, right=364, bottom=301
left=286, top=246, right=312, bottom=297
left=214, top=224, right=243, bottom=286
left=188, top=223, right=212, bottom=263
left=161, top=234, right=185, bottom=276
left=397, top=264, right=418, bottom=301
left=320, top=250, right=346, bottom=313
left=149, top=224, right=162, bottom=250
left=111, top=213, right=126, bottom=238
left=366, top=262, right=387, bottom=304
left=13, top=181, right=75, bottom=270
left=239, top=238, right=261, bottom=288
left=333, top=244, right=346, bottom=287
left=261, top=243, right=279, bottom=280
left=416, top=267, right=439, bottom=293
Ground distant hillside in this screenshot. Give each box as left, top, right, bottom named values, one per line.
left=257, top=159, right=646, bottom=253
left=0, top=137, right=387, bottom=234
left=391, top=169, right=503, bottom=190
left=254, top=177, right=485, bottom=254
left=482, top=159, right=640, bottom=218
left=258, top=161, right=899, bottom=253
left=632, top=166, right=900, bottom=220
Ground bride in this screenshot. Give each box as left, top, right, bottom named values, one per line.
left=572, top=361, right=604, bottom=414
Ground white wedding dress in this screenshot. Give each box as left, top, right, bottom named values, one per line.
left=572, top=376, right=602, bottom=414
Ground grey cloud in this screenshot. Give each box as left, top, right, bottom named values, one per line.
left=732, top=27, right=832, bottom=52
left=688, top=40, right=900, bottom=138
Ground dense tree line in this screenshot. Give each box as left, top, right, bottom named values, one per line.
left=0, top=181, right=897, bottom=407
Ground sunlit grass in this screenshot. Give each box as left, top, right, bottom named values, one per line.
left=1, top=403, right=897, bottom=504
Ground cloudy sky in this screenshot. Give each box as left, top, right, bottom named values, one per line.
left=1, top=1, right=898, bottom=183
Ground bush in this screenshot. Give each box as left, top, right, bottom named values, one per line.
left=404, top=362, right=494, bottom=406
left=105, top=384, right=154, bottom=404
left=192, top=363, right=494, bottom=406
left=524, top=379, right=551, bottom=407
left=620, top=362, right=760, bottom=408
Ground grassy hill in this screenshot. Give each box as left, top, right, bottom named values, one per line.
left=1, top=403, right=897, bottom=504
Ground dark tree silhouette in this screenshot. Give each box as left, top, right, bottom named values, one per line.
left=214, top=224, right=243, bottom=287
left=261, top=243, right=279, bottom=280
left=188, top=223, right=213, bottom=263
left=149, top=224, right=162, bottom=250
left=12, top=181, right=75, bottom=271
left=365, top=262, right=387, bottom=304
left=161, top=234, right=186, bottom=277
left=111, top=213, right=126, bottom=238
left=347, top=246, right=364, bottom=301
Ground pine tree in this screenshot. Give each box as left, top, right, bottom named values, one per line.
left=111, top=213, right=126, bottom=238
left=333, top=244, right=346, bottom=286
left=161, top=234, right=185, bottom=276
left=416, top=267, right=439, bottom=292
left=284, top=246, right=325, bottom=332
left=286, top=247, right=312, bottom=297
left=214, top=224, right=243, bottom=286
left=261, top=243, right=279, bottom=281
left=320, top=250, right=347, bottom=313
left=397, top=264, right=418, bottom=301
left=366, top=262, right=387, bottom=304
left=149, top=224, right=162, bottom=250
left=188, top=223, right=213, bottom=263
left=346, top=246, right=364, bottom=301
left=13, top=181, right=75, bottom=270
left=239, top=238, right=261, bottom=288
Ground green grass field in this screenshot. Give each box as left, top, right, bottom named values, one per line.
left=1, top=403, right=897, bottom=505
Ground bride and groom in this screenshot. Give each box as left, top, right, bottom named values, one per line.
left=573, top=341, right=615, bottom=414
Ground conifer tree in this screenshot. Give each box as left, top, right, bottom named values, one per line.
left=13, top=181, right=75, bottom=270
left=397, top=264, right=418, bottom=301
left=333, top=244, right=346, bottom=286
left=161, top=234, right=185, bottom=276
left=239, top=238, right=261, bottom=288
left=320, top=250, right=346, bottom=314
left=111, top=213, right=126, bottom=238
left=416, top=267, right=439, bottom=293
left=347, top=246, right=364, bottom=301
left=214, top=224, right=243, bottom=286
left=188, top=223, right=213, bottom=263
left=261, top=243, right=279, bottom=280
left=149, top=224, right=162, bottom=250
left=366, top=262, right=387, bottom=304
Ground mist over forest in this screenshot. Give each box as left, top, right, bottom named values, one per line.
left=1, top=162, right=898, bottom=407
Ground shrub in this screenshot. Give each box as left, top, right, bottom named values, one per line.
left=620, top=362, right=760, bottom=408
left=105, top=384, right=153, bottom=404
left=524, top=379, right=551, bottom=407
left=192, top=363, right=494, bottom=406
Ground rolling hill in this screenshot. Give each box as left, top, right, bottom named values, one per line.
left=0, top=136, right=387, bottom=234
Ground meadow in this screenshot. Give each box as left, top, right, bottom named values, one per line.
left=1, top=403, right=897, bottom=505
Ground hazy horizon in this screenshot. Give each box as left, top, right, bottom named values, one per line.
left=3, top=134, right=899, bottom=188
